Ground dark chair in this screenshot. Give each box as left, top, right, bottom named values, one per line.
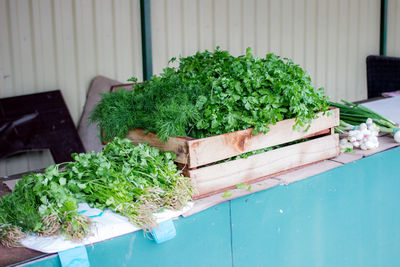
left=0, top=90, right=85, bottom=163
left=366, top=55, right=400, bottom=98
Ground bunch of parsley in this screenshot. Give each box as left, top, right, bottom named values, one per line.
left=66, top=138, right=193, bottom=229
left=0, top=138, right=193, bottom=246
left=91, top=47, right=329, bottom=142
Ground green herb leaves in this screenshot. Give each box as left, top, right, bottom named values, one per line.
left=0, top=138, right=193, bottom=246
left=91, top=47, right=329, bottom=142
left=67, top=138, right=193, bottom=224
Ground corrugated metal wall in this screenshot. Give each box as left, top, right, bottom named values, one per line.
left=0, top=0, right=384, bottom=123
left=0, top=0, right=143, bottom=124
left=388, top=0, right=400, bottom=56
left=0, top=0, right=143, bottom=176
left=151, top=0, right=381, bottom=102
left=0, top=150, right=54, bottom=177
left=0, top=0, right=390, bottom=176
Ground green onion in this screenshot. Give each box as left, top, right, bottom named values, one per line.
left=329, top=100, right=398, bottom=134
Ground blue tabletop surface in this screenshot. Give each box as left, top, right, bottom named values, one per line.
left=25, top=147, right=400, bottom=267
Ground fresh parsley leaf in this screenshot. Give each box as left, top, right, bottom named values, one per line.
left=222, top=190, right=232, bottom=198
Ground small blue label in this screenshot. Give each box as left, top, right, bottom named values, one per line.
left=151, top=219, right=176, bottom=244
left=58, top=246, right=90, bottom=267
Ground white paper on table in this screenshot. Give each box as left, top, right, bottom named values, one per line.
left=361, top=96, right=400, bottom=124
left=20, top=202, right=193, bottom=254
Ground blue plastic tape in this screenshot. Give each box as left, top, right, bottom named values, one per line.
left=58, top=246, right=90, bottom=267
left=151, top=219, right=176, bottom=244
left=77, top=210, right=103, bottom=218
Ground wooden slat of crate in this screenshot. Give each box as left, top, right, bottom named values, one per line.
left=126, top=129, right=193, bottom=163
left=190, top=134, right=339, bottom=198
left=186, top=108, right=339, bottom=168
left=125, top=108, right=339, bottom=168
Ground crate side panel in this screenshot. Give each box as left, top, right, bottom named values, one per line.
left=126, top=129, right=190, bottom=164
left=191, top=134, right=339, bottom=197
left=187, top=108, right=339, bottom=168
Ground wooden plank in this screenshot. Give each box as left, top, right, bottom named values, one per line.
left=110, top=83, right=134, bottom=92
left=183, top=160, right=343, bottom=217
left=331, top=152, right=363, bottom=164
left=191, top=160, right=325, bottom=200
left=187, top=108, right=339, bottom=167
left=190, top=134, right=339, bottom=197
left=350, top=135, right=400, bottom=157
left=126, top=129, right=192, bottom=164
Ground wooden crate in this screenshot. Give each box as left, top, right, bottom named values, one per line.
left=126, top=108, right=340, bottom=199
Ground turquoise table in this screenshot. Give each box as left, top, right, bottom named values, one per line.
left=24, top=147, right=400, bottom=267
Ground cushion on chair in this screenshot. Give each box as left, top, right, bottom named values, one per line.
left=77, top=76, right=122, bottom=152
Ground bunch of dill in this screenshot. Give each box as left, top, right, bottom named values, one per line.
left=91, top=47, right=329, bottom=142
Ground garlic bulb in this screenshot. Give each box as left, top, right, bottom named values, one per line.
left=340, top=138, right=353, bottom=153
left=394, top=130, right=400, bottom=143
left=341, top=118, right=380, bottom=151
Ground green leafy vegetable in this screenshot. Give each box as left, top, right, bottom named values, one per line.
left=236, top=184, right=247, bottom=190
left=344, top=147, right=354, bottom=153
left=330, top=100, right=397, bottom=134
left=235, top=183, right=251, bottom=191
left=221, top=190, right=232, bottom=198
left=66, top=138, right=193, bottom=229
left=91, top=47, right=329, bottom=142
left=0, top=138, right=193, bottom=247
left=0, top=165, right=91, bottom=245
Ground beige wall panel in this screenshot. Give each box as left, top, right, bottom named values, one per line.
left=151, top=0, right=381, bottom=101
left=151, top=0, right=167, bottom=74
left=0, top=0, right=386, bottom=175
left=269, top=0, right=282, bottom=56
left=0, top=0, right=143, bottom=123
left=388, top=0, right=400, bottom=56
left=166, top=0, right=183, bottom=67
left=182, top=0, right=200, bottom=55
left=0, top=0, right=142, bottom=176
left=0, top=0, right=12, bottom=93
left=243, top=0, right=256, bottom=52
left=199, top=0, right=214, bottom=51
left=280, top=0, right=294, bottom=59
left=293, top=0, right=306, bottom=65
left=0, top=150, right=54, bottom=177
left=304, top=0, right=317, bottom=81
left=214, top=0, right=229, bottom=50
left=255, top=0, right=268, bottom=55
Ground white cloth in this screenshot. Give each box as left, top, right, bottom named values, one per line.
left=20, top=202, right=193, bottom=253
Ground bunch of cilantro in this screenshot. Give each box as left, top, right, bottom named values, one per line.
left=0, top=138, right=193, bottom=247
left=91, top=47, right=329, bottom=142
left=0, top=166, right=91, bottom=247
